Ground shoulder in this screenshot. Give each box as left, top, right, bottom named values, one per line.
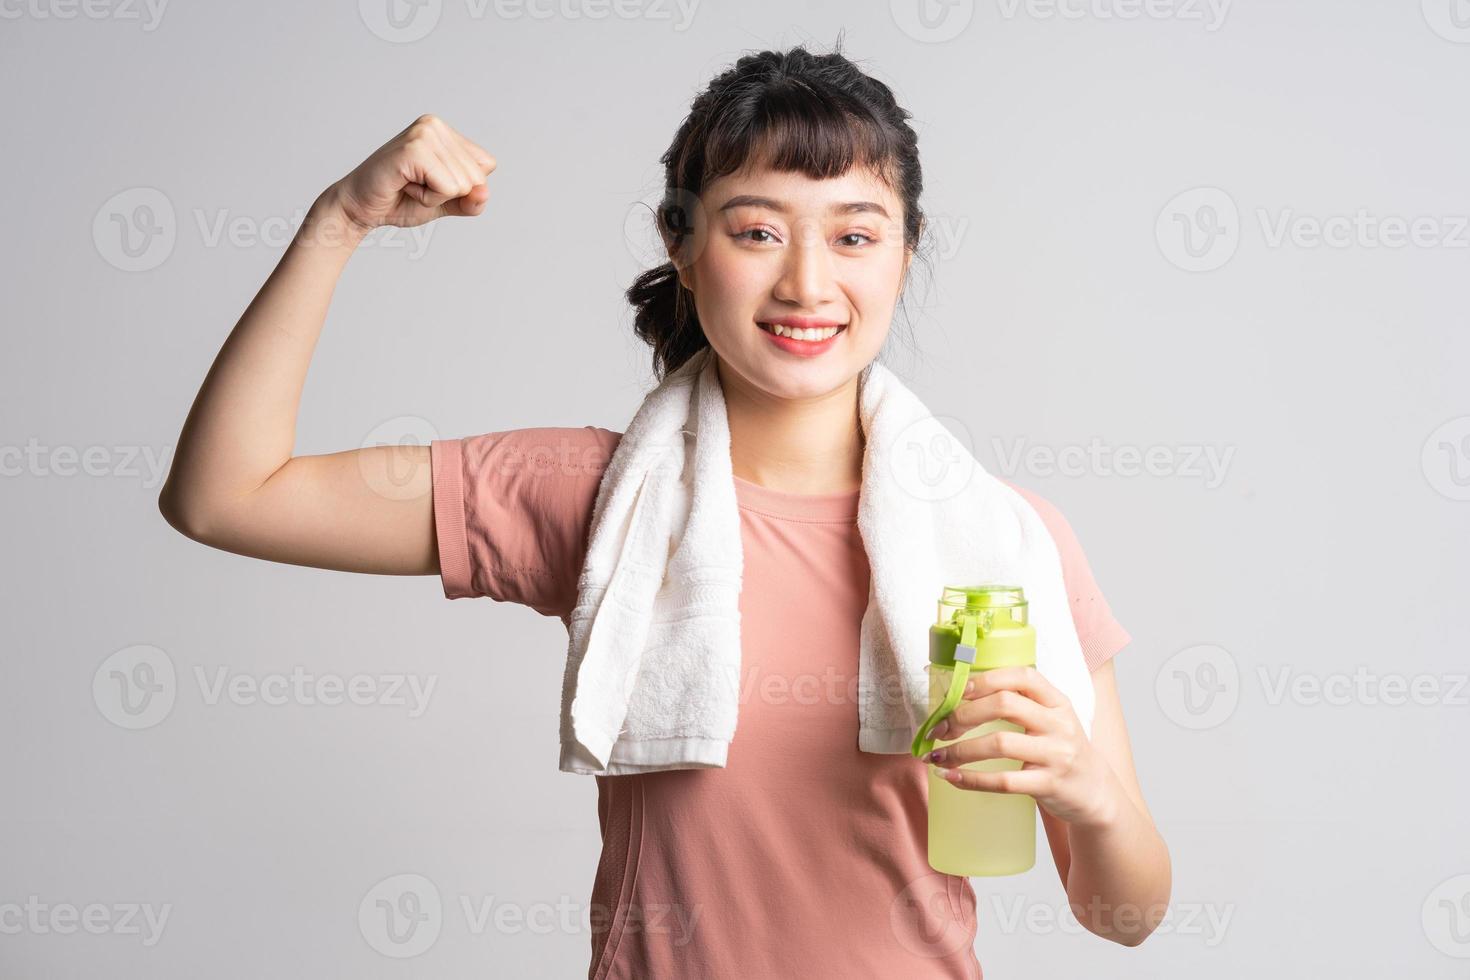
left=996, top=478, right=1132, bottom=671
left=458, top=425, right=622, bottom=480
left=998, top=478, right=1083, bottom=559
left=430, top=426, right=623, bottom=617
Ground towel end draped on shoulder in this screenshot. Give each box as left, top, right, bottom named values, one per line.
left=558, top=347, right=1095, bottom=776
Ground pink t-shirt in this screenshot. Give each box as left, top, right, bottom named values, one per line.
left=430, top=426, right=1131, bottom=979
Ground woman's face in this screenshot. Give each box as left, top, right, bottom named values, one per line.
left=671, top=162, right=914, bottom=402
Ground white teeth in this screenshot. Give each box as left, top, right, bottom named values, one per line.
left=761, top=323, right=841, bottom=341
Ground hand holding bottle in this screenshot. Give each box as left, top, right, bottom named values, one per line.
left=923, top=665, right=1123, bottom=829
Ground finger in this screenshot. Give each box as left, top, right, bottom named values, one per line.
left=967, top=666, right=1066, bottom=710
left=400, top=145, right=463, bottom=208
left=435, top=117, right=499, bottom=175
left=456, top=134, right=497, bottom=174
left=946, top=688, right=1049, bottom=737
left=931, top=730, right=1052, bottom=769
left=420, top=131, right=477, bottom=204
left=937, top=765, right=1048, bottom=796
left=427, top=133, right=491, bottom=218
left=439, top=183, right=489, bottom=217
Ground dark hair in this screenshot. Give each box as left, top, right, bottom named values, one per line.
left=626, top=37, right=929, bottom=380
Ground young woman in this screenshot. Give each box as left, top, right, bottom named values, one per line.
left=161, top=44, right=1169, bottom=979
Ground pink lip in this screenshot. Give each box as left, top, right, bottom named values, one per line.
left=756, top=320, right=846, bottom=357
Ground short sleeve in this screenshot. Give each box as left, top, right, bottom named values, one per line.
left=1004, top=482, right=1132, bottom=672
left=430, top=426, right=621, bottom=619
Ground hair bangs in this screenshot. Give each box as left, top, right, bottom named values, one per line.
left=701, top=84, right=899, bottom=190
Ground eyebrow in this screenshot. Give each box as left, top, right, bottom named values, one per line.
left=716, top=194, right=891, bottom=220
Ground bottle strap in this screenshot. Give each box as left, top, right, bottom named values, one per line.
left=910, top=612, right=980, bottom=759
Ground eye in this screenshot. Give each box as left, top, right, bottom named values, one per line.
left=736, top=228, right=877, bottom=247
left=735, top=227, right=779, bottom=244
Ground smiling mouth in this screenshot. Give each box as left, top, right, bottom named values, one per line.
left=756, top=321, right=847, bottom=341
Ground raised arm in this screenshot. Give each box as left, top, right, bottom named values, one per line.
left=158, top=114, right=496, bottom=575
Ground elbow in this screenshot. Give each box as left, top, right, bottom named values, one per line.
left=158, top=479, right=217, bottom=544
left=1083, top=914, right=1162, bottom=949
left=1112, top=924, right=1157, bottom=948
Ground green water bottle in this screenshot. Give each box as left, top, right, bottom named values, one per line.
left=910, top=585, right=1037, bottom=877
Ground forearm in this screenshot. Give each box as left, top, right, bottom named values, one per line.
left=1064, top=777, right=1173, bottom=946
left=161, top=187, right=365, bottom=525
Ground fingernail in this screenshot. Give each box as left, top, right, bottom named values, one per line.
left=932, top=720, right=949, bottom=739
left=964, top=680, right=974, bottom=695
left=924, top=748, right=945, bottom=764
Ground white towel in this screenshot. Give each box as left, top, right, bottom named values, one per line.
left=558, top=347, right=1095, bottom=775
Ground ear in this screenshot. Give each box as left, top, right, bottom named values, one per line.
left=659, top=225, right=695, bottom=291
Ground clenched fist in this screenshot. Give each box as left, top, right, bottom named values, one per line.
left=323, top=114, right=497, bottom=238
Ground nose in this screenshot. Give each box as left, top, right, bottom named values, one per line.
left=772, top=217, right=838, bottom=311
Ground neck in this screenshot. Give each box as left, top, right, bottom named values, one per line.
left=716, top=356, right=865, bottom=495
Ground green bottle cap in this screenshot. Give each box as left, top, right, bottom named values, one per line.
left=940, top=584, right=1027, bottom=612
